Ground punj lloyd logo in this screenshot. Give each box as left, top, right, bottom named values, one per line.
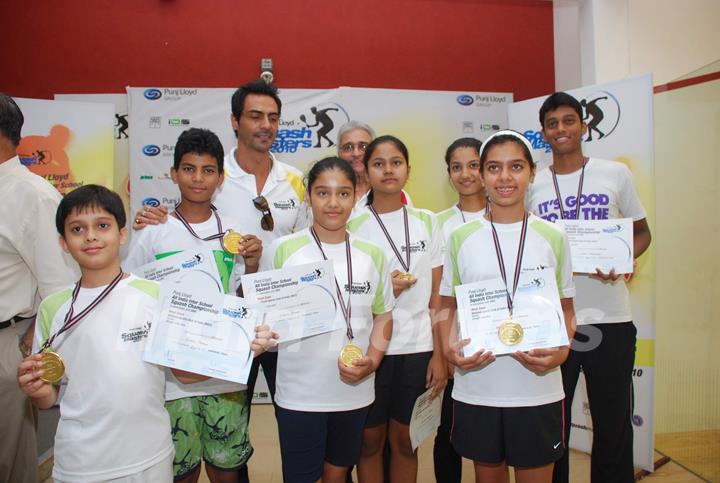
left=457, top=94, right=474, bottom=106
left=142, top=197, right=160, bottom=207
left=142, top=145, right=161, bottom=156
left=143, top=89, right=162, bottom=101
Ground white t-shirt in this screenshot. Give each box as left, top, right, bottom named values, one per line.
left=348, top=206, right=443, bottom=355
left=261, top=229, right=395, bottom=412
left=215, top=149, right=310, bottom=270
left=526, top=158, right=647, bottom=325
left=123, top=212, right=247, bottom=400
left=34, top=276, right=173, bottom=482
left=440, top=214, right=575, bottom=407
left=436, top=205, right=486, bottom=249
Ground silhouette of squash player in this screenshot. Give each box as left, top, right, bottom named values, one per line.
left=17, top=124, right=76, bottom=193
left=300, top=106, right=339, bottom=147
left=581, top=96, right=607, bottom=141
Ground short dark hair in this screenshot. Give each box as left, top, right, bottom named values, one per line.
left=0, top=93, right=24, bottom=146
left=539, top=92, right=583, bottom=127
left=173, top=128, right=224, bottom=172
left=444, top=137, right=482, bottom=173
left=231, top=79, right=282, bottom=120
left=306, top=156, right=357, bottom=192
left=56, top=184, right=126, bottom=235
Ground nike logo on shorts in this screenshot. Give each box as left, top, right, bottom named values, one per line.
left=553, top=441, right=562, bottom=449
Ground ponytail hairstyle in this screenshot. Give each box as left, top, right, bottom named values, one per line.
left=362, top=135, right=410, bottom=205
left=444, top=137, right=482, bottom=174
left=306, top=156, right=357, bottom=193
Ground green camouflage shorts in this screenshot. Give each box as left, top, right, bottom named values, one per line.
left=166, top=391, right=253, bottom=478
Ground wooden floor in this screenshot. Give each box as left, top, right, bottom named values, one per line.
left=40, top=405, right=717, bottom=482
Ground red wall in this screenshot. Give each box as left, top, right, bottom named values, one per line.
left=1, top=0, right=554, bottom=101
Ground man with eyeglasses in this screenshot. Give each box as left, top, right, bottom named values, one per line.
left=132, top=79, right=308, bottom=482
left=336, top=121, right=412, bottom=211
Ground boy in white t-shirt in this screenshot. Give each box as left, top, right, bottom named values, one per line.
left=124, top=128, right=263, bottom=483
left=527, top=92, right=652, bottom=483
left=17, top=185, right=174, bottom=482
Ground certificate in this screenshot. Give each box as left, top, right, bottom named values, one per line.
left=133, top=248, right=223, bottom=291
left=143, top=279, right=259, bottom=384
left=557, top=218, right=634, bottom=274
left=455, top=267, right=569, bottom=356
left=408, top=387, right=443, bottom=451
left=241, top=260, right=342, bottom=343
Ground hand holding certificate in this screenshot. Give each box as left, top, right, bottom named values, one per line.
left=557, top=218, right=634, bottom=274
left=241, top=260, right=343, bottom=343
left=455, top=268, right=569, bottom=356
left=408, top=387, right=443, bottom=451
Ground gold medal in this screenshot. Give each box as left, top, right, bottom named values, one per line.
left=399, top=272, right=415, bottom=282
left=222, top=230, right=243, bottom=255
left=40, top=350, right=65, bottom=384
left=498, top=320, right=524, bottom=346
left=340, top=343, right=363, bottom=367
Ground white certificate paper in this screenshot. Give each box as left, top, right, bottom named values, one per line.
left=132, top=248, right=224, bottom=290
left=557, top=218, right=634, bottom=274
left=409, top=387, right=443, bottom=451
left=455, top=268, right=569, bottom=356
left=241, top=260, right=342, bottom=343
left=143, top=281, right=259, bottom=384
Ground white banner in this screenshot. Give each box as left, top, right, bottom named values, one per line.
left=508, top=74, right=656, bottom=472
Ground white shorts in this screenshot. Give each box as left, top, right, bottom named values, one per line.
left=54, top=451, right=174, bottom=483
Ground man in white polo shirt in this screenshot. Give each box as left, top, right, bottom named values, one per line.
left=0, top=93, right=78, bottom=483
left=133, top=80, right=308, bottom=482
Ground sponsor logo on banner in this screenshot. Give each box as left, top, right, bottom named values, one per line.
left=142, top=197, right=161, bottom=207
left=143, top=88, right=162, bottom=100
left=632, top=414, right=644, bottom=427
left=523, top=130, right=552, bottom=153
left=273, top=103, right=350, bottom=153
left=457, top=95, right=474, bottom=106
left=142, top=145, right=161, bottom=156
left=462, top=121, right=474, bottom=133
left=168, top=118, right=191, bottom=126
left=139, top=175, right=153, bottom=180
left=149, top=117, right=162, bottom=129
left=579, top=90, right=621, bottom=142
left=161, top=88, right=199, bottom=101
left=475, top=94, right=509, bottom=106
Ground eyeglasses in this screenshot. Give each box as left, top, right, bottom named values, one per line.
left=253, top=196, right=274, bottom=231
left=339, top=142, right=369, bottom=153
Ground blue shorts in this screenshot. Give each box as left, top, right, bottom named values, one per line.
left=276, top=405, right=370, bottom=483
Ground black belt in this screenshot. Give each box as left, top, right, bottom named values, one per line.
left=0, top=315, right=31, bottom=330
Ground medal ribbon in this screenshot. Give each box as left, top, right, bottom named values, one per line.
left=551, top=158, right=587, bottom=220
left=368, top=205, right=411, bottom=272
left=172, top=203, right=227, bottom=250
left=39, top=270, right=125, bottom=352
left=309, top=228, right=354, bottom=341
left=488, top=208, right=529, bottom=317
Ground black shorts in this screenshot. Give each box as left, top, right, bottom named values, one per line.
left=276, top=405, right=370, bottom=483
left=451, top=399, right=566, bottom=468
left=365, top=351, right=432, bottom=427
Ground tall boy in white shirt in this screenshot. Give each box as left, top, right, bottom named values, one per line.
left=526, top=92, right=652, bottom=483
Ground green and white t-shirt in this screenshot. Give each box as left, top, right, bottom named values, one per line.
left=436, top=205, right=485, bottom=250
left=440, top=214, right=575, bottom=407
left=261, top=228, right=395, bottom=412
left=123, top=212, right=246, bottom=400
left=34, top=276, right=173, bottom=481
left=348, top=206, right=443, bottom=355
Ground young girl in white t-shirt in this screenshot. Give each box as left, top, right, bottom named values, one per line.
left=439, top=130, right=577, bottom=483
left=434, top=136, right=486, bottom=482
left=347, top=135, right=446, bottom=482
left=252, top=156, right=395, bottom=483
